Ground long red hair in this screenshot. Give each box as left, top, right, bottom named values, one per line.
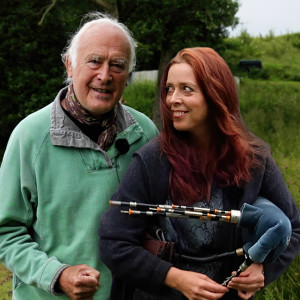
left=160, top=47, right=268, bottom=205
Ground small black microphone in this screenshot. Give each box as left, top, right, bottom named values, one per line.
left=115, top=139, right=130, bottom=154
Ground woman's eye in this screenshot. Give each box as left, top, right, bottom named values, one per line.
left=183, top=86, right=192, bottom=92
left=166, top=86, right=173, bottom=93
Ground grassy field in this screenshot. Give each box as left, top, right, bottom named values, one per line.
left=0, top=78, right=299, bottom=298
left=238, top=79, right=300, bottom=299
left=0, top=264, right=12, bottom=299
left=239, top=79, right=300, bottom=202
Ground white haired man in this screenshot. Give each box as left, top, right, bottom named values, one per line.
left=0, top=12, right=158, bottom=300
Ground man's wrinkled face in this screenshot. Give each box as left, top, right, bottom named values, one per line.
left=66, top=24, right=131, bottom=116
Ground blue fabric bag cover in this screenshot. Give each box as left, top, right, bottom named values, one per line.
left=238, top=197, right=292, bottom=263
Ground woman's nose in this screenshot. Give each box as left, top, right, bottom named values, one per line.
left=168, top=90, right=182, bottom=104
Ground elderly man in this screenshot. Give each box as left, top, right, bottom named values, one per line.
left=0, top=12, right=158, bottom=300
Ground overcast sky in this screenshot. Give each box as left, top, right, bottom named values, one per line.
left=229, top=0, right=300, bottom=37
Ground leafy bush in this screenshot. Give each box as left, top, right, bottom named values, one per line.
left=0, top=0, right=99, bottom=146
left=221, top=31, right=300, bottom=81
left=122, top=80, right=156, bottom=118
left=291, top=33, right=300, bottom=48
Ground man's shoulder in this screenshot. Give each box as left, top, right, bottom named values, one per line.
left=10, top=103, right=52, bottom=142
left=123, top=105, right=157, bottom=129
left=120, top=105, right=159, bottom=143
left=20, top=103, right=52, bottom=127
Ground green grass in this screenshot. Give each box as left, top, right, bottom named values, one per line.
left=0, top=264, right=12, bottom=299
left=238, top=79, right=300, bottom=299
left=255, top=255, right=300, bottom=300
left=239, top=79, right=300, bottom=202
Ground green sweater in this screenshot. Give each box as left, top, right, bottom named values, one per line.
left=0, top=88, right=158, bottom=299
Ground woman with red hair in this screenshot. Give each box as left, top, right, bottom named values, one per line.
left=160, top=47, right=267, bottom=206
left=99, top=48, right=300, bottom=300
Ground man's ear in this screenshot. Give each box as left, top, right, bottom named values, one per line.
left=65, top=55, right=73, bottom=79
left=126, top=72, right=132, bottom=86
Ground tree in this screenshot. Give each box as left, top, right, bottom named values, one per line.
left=0, top=0, right=239, bottom=147
left=116, top=0, right=239, bottom=126
left=0, top=0, right=99, bottom=146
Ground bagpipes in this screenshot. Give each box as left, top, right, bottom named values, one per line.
left=110, top=197, right=292, bottom=286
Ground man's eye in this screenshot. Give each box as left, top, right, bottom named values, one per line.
left=86, top=59, right=101, bottom=69
left=110, top=64, right=125, bottom=72
left=110, top=61, right=127, bottom=73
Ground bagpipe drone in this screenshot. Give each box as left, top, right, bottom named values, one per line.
left=110, top=197, right=292, bottom=286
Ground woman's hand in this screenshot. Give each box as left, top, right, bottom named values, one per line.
left=164, top=267, right=229, bottom=300
left=227, top=263, right=264, bottom=300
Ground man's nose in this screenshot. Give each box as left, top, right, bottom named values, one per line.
left=96, top=63, right=112, bottom=83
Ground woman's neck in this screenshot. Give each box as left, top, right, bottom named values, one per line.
left=191, top=129, right=212, bottom=151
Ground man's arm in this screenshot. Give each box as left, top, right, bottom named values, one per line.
left=0, top=126, right=70, bottom=294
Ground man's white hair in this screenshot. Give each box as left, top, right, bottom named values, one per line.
left=61, top=12, right=137, bottom=83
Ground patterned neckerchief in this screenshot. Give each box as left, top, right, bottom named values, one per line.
left=64, top=84, right=118, bottom=151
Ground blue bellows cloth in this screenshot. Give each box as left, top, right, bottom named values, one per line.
left=238, top=197, right=292, bottom=263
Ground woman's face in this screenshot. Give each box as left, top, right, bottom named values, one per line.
left=165, top=62, right=210, bottom=141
